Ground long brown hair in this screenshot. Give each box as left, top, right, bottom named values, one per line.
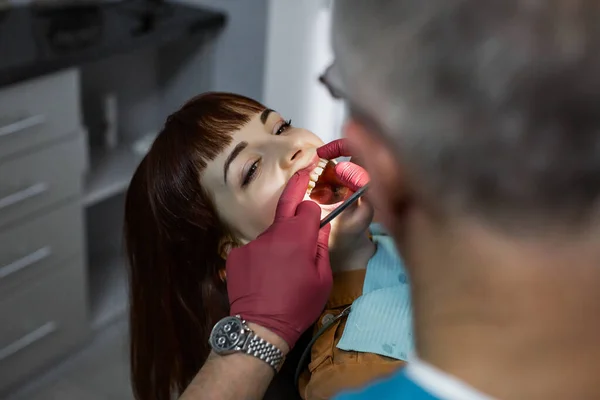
left=124, top=92, right=266, bottom=400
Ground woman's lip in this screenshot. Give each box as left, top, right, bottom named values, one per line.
left=297, top=154, right=321, bottom=176
left=316, top=200, right=344, bottom=213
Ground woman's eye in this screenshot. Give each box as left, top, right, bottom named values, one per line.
left=242, top=159, right=260, bottom=188
left=275, top=119, right=292, bottom=135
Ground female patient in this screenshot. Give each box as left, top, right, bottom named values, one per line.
left=124, top=92, right=412, bottom=400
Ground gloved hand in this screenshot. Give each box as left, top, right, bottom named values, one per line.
left=317, top=138, right=370, bottom=191
left=226, top=171, right=332, bottom=349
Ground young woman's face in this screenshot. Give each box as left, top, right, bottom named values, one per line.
left=201, top=109, right=344, bottom=243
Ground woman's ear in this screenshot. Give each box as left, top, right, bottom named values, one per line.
left=218, top=235, right=240, bottom=282
left=217, top=238, right=232, bottom=283
left=218, top=238, right=234, bottom=260
left=218, top=268, right=227, bottom=282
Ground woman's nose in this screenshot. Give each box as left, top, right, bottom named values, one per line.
left=279, top=142, right=307, bottom=170
left=283, top=148, right=304, bottom=168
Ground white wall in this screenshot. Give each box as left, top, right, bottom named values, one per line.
left=160, top=0, right=269, bottom=116
left=178, top=0, right=268, bottom=99
left=263, top=0, right=344, bottom=144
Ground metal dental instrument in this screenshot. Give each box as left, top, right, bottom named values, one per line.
left=319, top=183, right=370, bottom=228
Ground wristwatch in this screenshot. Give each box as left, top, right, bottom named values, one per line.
left=208, top=315, right=284, bottom=371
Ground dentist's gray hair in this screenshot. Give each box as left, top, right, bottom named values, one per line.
left=332, top=0, right=600, bottom=231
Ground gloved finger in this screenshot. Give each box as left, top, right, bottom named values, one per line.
left=316, top=223, right=332, bottom=282
left=295, top=200, right=322, bottom=252
left=317, top=219, right=331, bottom=248
left=334, top=161, right=370, bottom=192
left=296, top=200, right=329, bottom=260
left=275, top=171, right=311, bottom=220
left=317, top=138, right=352, bottom=160
left=295, top=200, right=322, bottom=220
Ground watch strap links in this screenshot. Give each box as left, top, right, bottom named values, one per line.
left=244, top=332, right=285, bottom=371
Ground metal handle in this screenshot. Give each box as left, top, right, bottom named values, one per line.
left=0, top=182, right=49, bottom=211
left=0, top=321, right=58, bottom=362
left=320, top=183, right=369, bottom=228
left=0, top=114, right=47, bottom=138
left=0, top=246, right=52, bottom=280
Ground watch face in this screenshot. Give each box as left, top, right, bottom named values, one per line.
left=210, top=316, right=245, bottom=352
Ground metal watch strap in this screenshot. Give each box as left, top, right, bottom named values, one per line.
left=244, top=331, right=285, bottom=371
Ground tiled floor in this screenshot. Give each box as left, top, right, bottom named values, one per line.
left=8, top=319, right=133, bottom=400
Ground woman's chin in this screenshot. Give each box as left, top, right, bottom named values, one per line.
left=304, top=188, right=357, bottom=220
left=317, top=200, right=343, bottom=218
left=302, top=193, right=344, bottom=218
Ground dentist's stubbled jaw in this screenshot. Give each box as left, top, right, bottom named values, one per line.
left=304, top=158, right=353, bottom=213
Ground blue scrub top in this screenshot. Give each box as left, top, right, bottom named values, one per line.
left=334, top=369, right=440, bottom=400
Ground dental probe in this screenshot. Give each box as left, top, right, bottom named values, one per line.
left=319, top=183, right=370, bottom=228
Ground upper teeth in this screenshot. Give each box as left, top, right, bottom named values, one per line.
left=307, top=158, right=329, bottom=195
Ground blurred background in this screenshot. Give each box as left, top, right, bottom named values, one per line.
left=0, top=0, right=343, bottom=398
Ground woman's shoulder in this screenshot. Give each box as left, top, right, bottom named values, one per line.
left=301, top=313, right=405, bottom=400
left=298, top=266, right=406, bottom=399
left=327, top=269, right=366, bottom=309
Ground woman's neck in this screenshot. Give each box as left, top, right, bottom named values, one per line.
left=330, top=232, right=376, bottom=273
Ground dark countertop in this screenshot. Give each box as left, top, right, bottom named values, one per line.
left=0, top=1, right=226, bottom=87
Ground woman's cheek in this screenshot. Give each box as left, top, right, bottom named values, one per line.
left=258, top=195, right=280, bottom=231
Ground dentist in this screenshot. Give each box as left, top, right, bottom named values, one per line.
left=181, top=1, right=600, bottom=399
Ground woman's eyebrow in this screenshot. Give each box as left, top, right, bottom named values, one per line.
left=260, top=108, right=274, bottom=124
left=224, top=141, right=248, bottom=184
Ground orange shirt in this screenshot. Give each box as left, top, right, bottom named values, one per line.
left=298, top=269, right=406, bottom=400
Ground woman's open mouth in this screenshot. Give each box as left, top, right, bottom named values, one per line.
left=306, top=158, right=353, bottom=211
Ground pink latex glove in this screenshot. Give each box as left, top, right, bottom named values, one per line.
left=227, top=172, right=332, bottom=348
left=317, top=139, right=370, bottom=191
